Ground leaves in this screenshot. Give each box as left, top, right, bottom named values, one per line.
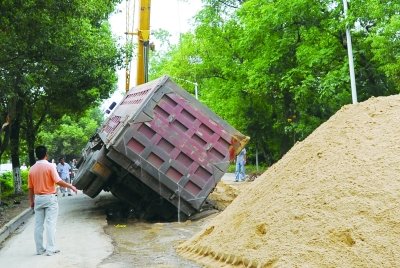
left=149, top=0, right=400, bottom=165
left=0, top=0, right=121, bottom=167
left=37, top=107, right=104, bottom=159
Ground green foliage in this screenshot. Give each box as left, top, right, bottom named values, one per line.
left=0, top=0, right=121, bottom=107
left=0, top=170, right=28, bottom=198
left=227, top=164, right=267, bottom=175
left=37, top=107, right=104, bottom=160
left=0, top=0, right=122, bottom=166
left=0, top=172, right=13, bottom=196
left=150, top=0, right=400, bottom=166
left=21, top=170, right=29, bottom=192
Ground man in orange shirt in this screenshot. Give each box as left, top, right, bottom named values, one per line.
left=28, top=145, right=77, bottom=256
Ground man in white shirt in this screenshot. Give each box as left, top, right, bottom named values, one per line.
left=235, top=148, right=247, bottom=182
left=56, top=157, right=72, bottom=196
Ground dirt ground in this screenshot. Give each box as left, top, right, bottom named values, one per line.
left=0, top=194, right=29, bottom=229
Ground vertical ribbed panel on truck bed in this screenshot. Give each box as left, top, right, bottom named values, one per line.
left=99, top=76, right=247, bottom=214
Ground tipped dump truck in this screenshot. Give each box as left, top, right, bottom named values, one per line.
left=73, top=76, right=249, bottom=220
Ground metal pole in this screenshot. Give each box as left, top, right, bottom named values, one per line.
left=173, top=77, right=199, bottom=99
left=194, top=82, right=198, bottom=100
left=256, top=147, right=259, bottom=172
left=343, top=0, right=357, bottom=104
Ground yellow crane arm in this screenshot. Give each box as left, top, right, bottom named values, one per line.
left=136, top=0, right=151, bottom=86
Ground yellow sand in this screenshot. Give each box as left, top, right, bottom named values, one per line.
left=178, top=95, right=400, bottom=267
left=208, top=180, right=248, bottom=211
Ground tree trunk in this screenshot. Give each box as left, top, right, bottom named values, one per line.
left=0, top=104, right=11, bottom=205
left=24, top=104, right=47, bottom=166
left=10, top=98, right=23, bottom=194
left=28, top=145, right=36, bottom=167
left=0, top=114, right=11, bottom=160
left=25, top=114, right=37, bottom=166
left=12, top=167, right=23, bottom=194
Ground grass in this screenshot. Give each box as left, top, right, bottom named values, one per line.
left=226, top=163, right=267, bottom=175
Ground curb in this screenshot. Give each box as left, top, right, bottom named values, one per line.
left=0, top=208, right=34, bottom=244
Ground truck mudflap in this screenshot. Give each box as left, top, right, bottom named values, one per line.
left=74, top=75, right=249, bottom=218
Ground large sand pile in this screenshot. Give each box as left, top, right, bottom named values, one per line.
left=178, top=95, right=400, bottom=267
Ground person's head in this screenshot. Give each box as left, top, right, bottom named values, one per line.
left=59, top=157, right=65, bottom=164
left=35, top=146, right=48, bottom=160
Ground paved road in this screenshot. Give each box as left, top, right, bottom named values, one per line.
left=0, top=192, right=113, bottom=268
left=0, top=173, right=237, bottom=267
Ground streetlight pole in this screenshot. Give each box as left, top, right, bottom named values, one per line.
left=173, top=77, right=199, bottom=100
left=343, top=0, right=358, bottom=104
left=194, top=82, right=198, bottom=100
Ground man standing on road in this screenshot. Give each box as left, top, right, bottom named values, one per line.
left=57, top=157, right=72, bottom=197
left=28, top=145, right=77, bottom=256
left=235, top=147, right=247, bottom=182
left=69, top=159, right=77, bottom=183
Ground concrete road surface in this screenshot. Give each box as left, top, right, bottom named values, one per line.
left=0, top=173, right=239, bottom=268
left=0, top=192, right=113, bottom=268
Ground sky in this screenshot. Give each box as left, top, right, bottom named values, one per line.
left=104, top=0, right=203, bottom=109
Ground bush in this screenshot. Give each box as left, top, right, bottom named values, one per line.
left=21, top=170, right=29, bottom=192
left=0, top=172, right=14, bottom=196
left=0, top=170, right=29, bottom=199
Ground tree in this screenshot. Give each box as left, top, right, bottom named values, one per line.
left=0, top=115, right=10, bottom=162
left=0, top=0, right=122, bottom=193
left=150, top=0, right=400, bottom=165
left=37, top=107, right=104, bottom=161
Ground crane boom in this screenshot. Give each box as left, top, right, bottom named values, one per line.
left=125, top=0, right=151, bottom=92
left=136, top=0, right=151, bottom=86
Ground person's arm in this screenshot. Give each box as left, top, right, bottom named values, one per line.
left=28, top=188, right=35, bottom=208
left=56, top=179, right=78, bottom=193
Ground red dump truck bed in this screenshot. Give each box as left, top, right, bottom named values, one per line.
left=73, top=76, right=248, bottom=219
